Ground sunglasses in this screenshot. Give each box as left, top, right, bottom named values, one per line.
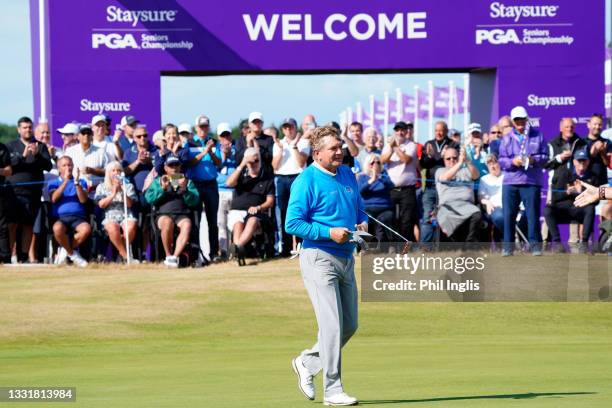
left=490, top=131, right=501, bottom=134
left=370, top=160, right=381, bottom=165
left=445, top=156, right=459, bottom=161
left=134, top=134, right=148, bottom=139
left=249, top=159, right=260, bottom=164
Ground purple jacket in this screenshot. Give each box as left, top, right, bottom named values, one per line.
left=498, top=127, right=548, bottom=186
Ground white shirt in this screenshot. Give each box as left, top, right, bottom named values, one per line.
left=382, top=140, right=417, bottom=187
left=93, top=136, right=119, bottom=162
left=65, top=143, right=109, bottom=195
left=478, top=173, right=504, bottom=209
left=273, top=138, right=311, bottom=175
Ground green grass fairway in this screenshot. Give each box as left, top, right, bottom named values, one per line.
left=1, top=258, right=611, bottom=407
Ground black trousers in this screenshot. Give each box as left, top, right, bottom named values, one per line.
left=0, top=191, right=10, bottom=262
left=544, top=201, right=595, bottom=243
left=390, top=186, right=417, bottom=242
left=365, top=206, right=395, bottom=243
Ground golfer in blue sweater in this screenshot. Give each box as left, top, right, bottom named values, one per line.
left=286, top=125, right=368, bottom=406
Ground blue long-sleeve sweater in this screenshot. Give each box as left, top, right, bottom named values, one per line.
left=285, top=164, right=368, bottom=258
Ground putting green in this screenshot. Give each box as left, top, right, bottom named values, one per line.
left=0, top=258, right=610, bottom=407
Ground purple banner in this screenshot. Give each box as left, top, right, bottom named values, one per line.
left=29, top=0, right=606, bottom=143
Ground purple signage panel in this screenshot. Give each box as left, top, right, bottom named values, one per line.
left=29, top=0, right=606, bottom=143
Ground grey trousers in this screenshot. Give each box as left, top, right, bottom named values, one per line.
left=299, top=248, right=358, bottom=397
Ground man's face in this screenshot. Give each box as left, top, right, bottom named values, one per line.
left=124, top=123, right=136, bottom=137
left=164, top=162, right=181, bottom=176
left=301, top=115, right=316, bottom=132
left=282, top=124, right=296, bottom=138
left=573, top=158, right=589, bottom=175
left=61, top=133, right=76, bottom=147
left=434, top=123, right=447, bottom=141
left=406, top=126, right=414, bottom=140
left=196, top=124, right=209, bottom=137
left=487, top=160, right=501, bottom=176
left=134, top=128, right=148, bottom=147
left=559, top=119, right=575, bottom=140
left=349, top=125, right=362, bottom=142
left=58, top=158, right=73, bottom=176
left=219, top=134, right=232, bottom=149
left=245, top=153, right=261, bottom=172
left=364, top=130, right=377, bottom=148
left=250, top=119, right=263, bottom=134
left=443, top=149, right=459, bottom=168
left=513, top=117, right=528, bottom=133
left=394, top=128, right=407, bottom=141
left=587, top=116, right=603, bottom=136
left=315, top=136, right=343, bottom=169
left=471, top=132, right=482, bottom=144
left=489, top=126, right=502, bottom=140
left=78, top=130, right=93, bottom=147
left=499, top=119, right=513, bottom=135
left=34, top=123, right=50, bottom=143
left=92, top=121, right=107, bottom=139
left=18, top=121, right=33, bottom=141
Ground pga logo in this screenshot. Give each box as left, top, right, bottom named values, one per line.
left=92, top=33, right=139, bottom=49
left=475, top=29, right=521, bottom=45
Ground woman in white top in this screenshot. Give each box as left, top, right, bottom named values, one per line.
left=272, top=118, right=311, bottom=256
left=94, top=161, right=138, bottom=262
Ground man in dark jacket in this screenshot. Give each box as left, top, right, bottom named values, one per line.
left=544, top=117, right=587, bottom=177
left=419, top=120, right=459, bottom=243
left=544, top=149, right=597, bottom=253
left=7, top=116, right=52, bottom=263
left=235, top=112, right=274, bottom=172
left=584, top=113, right=610, bottom=186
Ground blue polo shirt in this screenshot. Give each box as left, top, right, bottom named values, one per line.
left=48, top=177, right=88, bottom=218
left=121, top=143, right=158, bottom=192
left=185, top=138, right=221, bottom=182
left=216, top=146, right=237, bottom=192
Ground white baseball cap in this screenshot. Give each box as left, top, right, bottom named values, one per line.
left=57, top=123, right=79, bottom=135
left=178, top=123, right=192, bottom=134
left=152, top=130, right=165, bottom=143
left=510, top=106, right=529, bottom=119
left=467, top=122, right=482, bottom=134
left=91, top=114, right=107, bottom=125
left=248, top=111, right=263, bottom=123
left=216, top=122, right=232, bottom=136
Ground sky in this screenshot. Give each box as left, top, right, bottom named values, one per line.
left=1, top=0, right=611, bottom=129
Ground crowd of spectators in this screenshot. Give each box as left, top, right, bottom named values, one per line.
left=1, top=107, right=611, bottom=267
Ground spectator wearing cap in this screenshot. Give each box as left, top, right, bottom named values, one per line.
left=145, top=156, right=200, bottom=268
left=179, top=121, right=222, bottom=263
left=358, top=153, right=395, bottom=243
left=91, top=114, right=119, bottom=162
left=56, top=123, right=79, bottom=158
left=436, top=146, right=482, bottom=243
left=7, top=116, right=52, bottom=263
left=0, top=135, right=12, bottom=263
left=544, top=149, right=597, bottom=253
left=465, top=123, right=489, bottom=177
left=236, top=112, right=274, bottom=172
left=272, top=117, right=310, bottom=256
left=419, top=120, right=459, bottom=243
left=381, top=121, right=419, bottom=242
left=115, top=115, right=139, bottom=156
left=584, top=113, right=610, bottom=186
left=216, top=122, right=237, bottom=259
left=65, top=124, right=109, bottom=198
left=194, top=115, right=212, bottom=142
left=48, top=156, right=90, bottom=267
left=498, top=106, right=548, bottom=256
left=225, top=147, right=275, bottom=265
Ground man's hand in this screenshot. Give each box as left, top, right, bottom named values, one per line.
left=205, top=139, right=215, bottom=153
left=559, top=150, right=572, bottom=161
left=590, top=141, right=604, bottom=156
left=160, top=175, right=170, bottom=191
left=459, top=147, right=467, bottom=164
left=485, top=201, right=495, bottom=215
left=246, top=132, right=256, bottom=146
left=177, top=176, right=188, bottom=192
left=574, top=181, right=599, bottom=207
left=330, top=227, right=350, bottom=244
left=23, top=143, right=35, bottom=158
left=512, top=156, right=524, bottom=167
left=113, top=129, right=122, bottom=143
left=425, top=142, right=434, bottom=158
left=247, top=206, right=259, bottom=215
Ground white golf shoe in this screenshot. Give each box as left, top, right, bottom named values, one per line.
left=292, top=356, right=315, bottom=400
left=324, top=392, right=358, bottom=406
left=68, top=251, right=88, bottom=268
left=55, top=247, right=68, bottom=265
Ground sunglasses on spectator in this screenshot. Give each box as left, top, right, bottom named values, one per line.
left=490, top=131, right=501, bottom=134
left=445, top=156, right=459, bottom=161
left=370, top=160, right=381, bottom=165
left=134, top=134, right=148, bottom=139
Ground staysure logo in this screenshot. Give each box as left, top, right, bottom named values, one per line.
left=106, top=5, right=177, bottom=27
left=527, top=94, right=576, bottom=109
left=80, top=99, right=131, bottom=112
left=92, top=33, right=139, bottom=49
left=242, top=12, right=427, bottom=41
left=489, top=2, right=559, bottom=22
left=475, top=29, right=521, bottom=45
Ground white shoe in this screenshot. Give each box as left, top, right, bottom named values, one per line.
left=292, top=356, right=315, bottom=400
left=164, top=256, right=178, bottom=268
left=68, top=251, right=88, bottom=268
left=127, top=257, right=140, bottom=264
left=324, top=392, right=358, bottom=406
left=55, top=247, right=68, bottom=265
left=10, top=255, right=17, bottom=264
